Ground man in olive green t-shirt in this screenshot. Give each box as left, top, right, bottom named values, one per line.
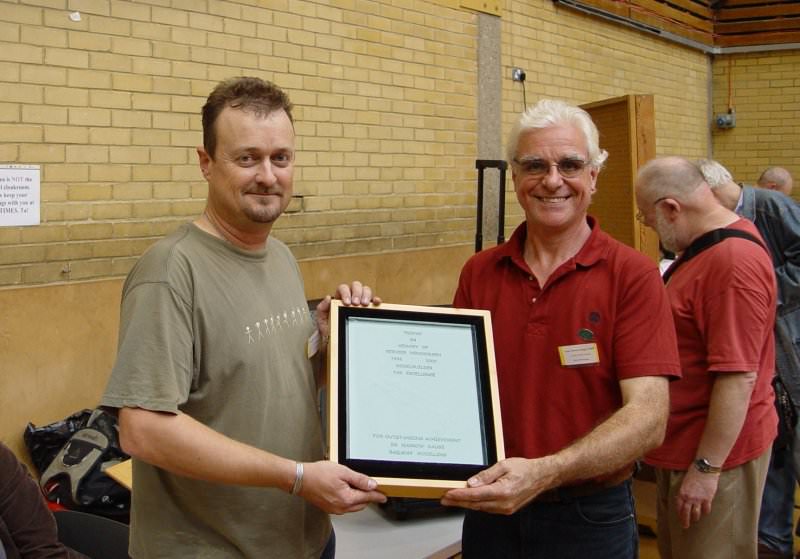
left=101, top=77, right=386, bottom=558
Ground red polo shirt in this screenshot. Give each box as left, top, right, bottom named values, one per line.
left=454, top=218, right=681, bottom=461
left=645, top=219, right=777, bottom=470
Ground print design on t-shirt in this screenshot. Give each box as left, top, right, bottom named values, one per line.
left=244, top=306, right=311, bottom=344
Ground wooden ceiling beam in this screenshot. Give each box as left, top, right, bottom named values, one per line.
left=633, top=11, right=715, bottom=43
left=568, top=0, right=633, bottom=18
left=716, top=0, right=794, bottom=7
left=553, top=0, right=800, bottom=48
left=630, top=0, right=714, bottom=31
left=716, top=4, right=800, bottom=20
left=715, top=29, right=800, bottom=45
left=644, top=0, right=713, bottom=18
left=716, top=18, right=800, bottom=34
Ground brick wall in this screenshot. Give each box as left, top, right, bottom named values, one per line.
left=711, top=51, right=800, bottom=192
left=0, top=0, right=724, bottom=288
left=0, top=0, right=478, bottom=287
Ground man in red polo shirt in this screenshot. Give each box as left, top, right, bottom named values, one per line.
left=636, top=156, right=777, bottom=559
left=441, top=99, right=681, bottom=558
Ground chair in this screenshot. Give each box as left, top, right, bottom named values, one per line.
left=53, top=510, right=130, bottom=559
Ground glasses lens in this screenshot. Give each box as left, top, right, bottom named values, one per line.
left=557, top=159, right=586, bottom=177
left=520, top=160, right=549, bottom=175
left=515, top=157, right=588, bottom=177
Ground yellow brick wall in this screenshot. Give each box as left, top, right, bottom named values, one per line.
left=0, top=0, right=731, bottom=289
left=0, top=0, right=478, bottom=287
left=711, top=51, right=800, bottom=193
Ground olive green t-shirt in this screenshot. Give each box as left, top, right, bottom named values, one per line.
left=102, top=223, right=330, bottom=558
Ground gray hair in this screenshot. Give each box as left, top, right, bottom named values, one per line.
left=506, top=99, right=608, bottom=168
left=695, top=159, right=732, bottom=189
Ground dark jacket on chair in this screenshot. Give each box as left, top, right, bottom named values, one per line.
left=0, top=442, right=85, bottom=559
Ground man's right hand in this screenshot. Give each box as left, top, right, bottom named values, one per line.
left=299, top=461, right=387, bottom=514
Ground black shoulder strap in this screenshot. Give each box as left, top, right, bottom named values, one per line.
left=662, top=228, right=765, bottom=284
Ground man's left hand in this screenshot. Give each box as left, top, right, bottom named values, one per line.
left=315, top=281, right=381, bottom=339
left=675, top=468, right=719, bottom=529
left=440, top=457, right=556, bottom=515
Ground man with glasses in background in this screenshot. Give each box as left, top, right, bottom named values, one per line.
left=699, top=159, right=800, bottom=559
left=637, top=156, right=777, bottom=559
left=442, top=99, right=681, bottom=558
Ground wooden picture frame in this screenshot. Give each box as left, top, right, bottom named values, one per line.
left=328, top=301, right=505, bottom=498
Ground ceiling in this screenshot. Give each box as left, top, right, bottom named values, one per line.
left=554, top=0, right=800, bottom=49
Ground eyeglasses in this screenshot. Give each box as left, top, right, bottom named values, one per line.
left=635, top=197, right=668, bottom=224
left=512, top=157, right=589, bottom=178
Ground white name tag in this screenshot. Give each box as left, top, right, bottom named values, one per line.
left=558, top=343, right=600, bottom=367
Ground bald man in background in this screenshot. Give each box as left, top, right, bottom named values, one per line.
left=637, top=156, right=777, bottom=559
left=700, top=159, right=800, bottom=559
left=759, top=167, right=794, bottom=198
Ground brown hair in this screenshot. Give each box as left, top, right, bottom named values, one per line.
left=201, top=77, right=294, bottom=159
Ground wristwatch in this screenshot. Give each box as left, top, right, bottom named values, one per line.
left=693, top=458, right=722, bottom=474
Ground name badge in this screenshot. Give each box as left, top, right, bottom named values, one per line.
left=558, top=343, right=600, bottom=367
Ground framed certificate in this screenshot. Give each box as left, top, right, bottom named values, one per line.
left=328, top=301, right=505, bottom=498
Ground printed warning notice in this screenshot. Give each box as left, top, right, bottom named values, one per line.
left=0, top=165, right=40, bottom=226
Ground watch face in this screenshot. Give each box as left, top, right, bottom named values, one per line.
left=695, top=459, right=720, bottom=473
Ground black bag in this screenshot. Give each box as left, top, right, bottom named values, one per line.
left=774, top=377, right=798, bottom=453
left=24, top=408, right=131, bottom=521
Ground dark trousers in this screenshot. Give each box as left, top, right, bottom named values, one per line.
left=758, top=439, right=796, bottom=555
left=461, top=480, right=638, bottom=559
left=320, top=530, right=336, bottom=559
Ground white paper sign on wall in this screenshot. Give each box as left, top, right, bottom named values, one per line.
left=0, top=165, right=40, bottom=227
